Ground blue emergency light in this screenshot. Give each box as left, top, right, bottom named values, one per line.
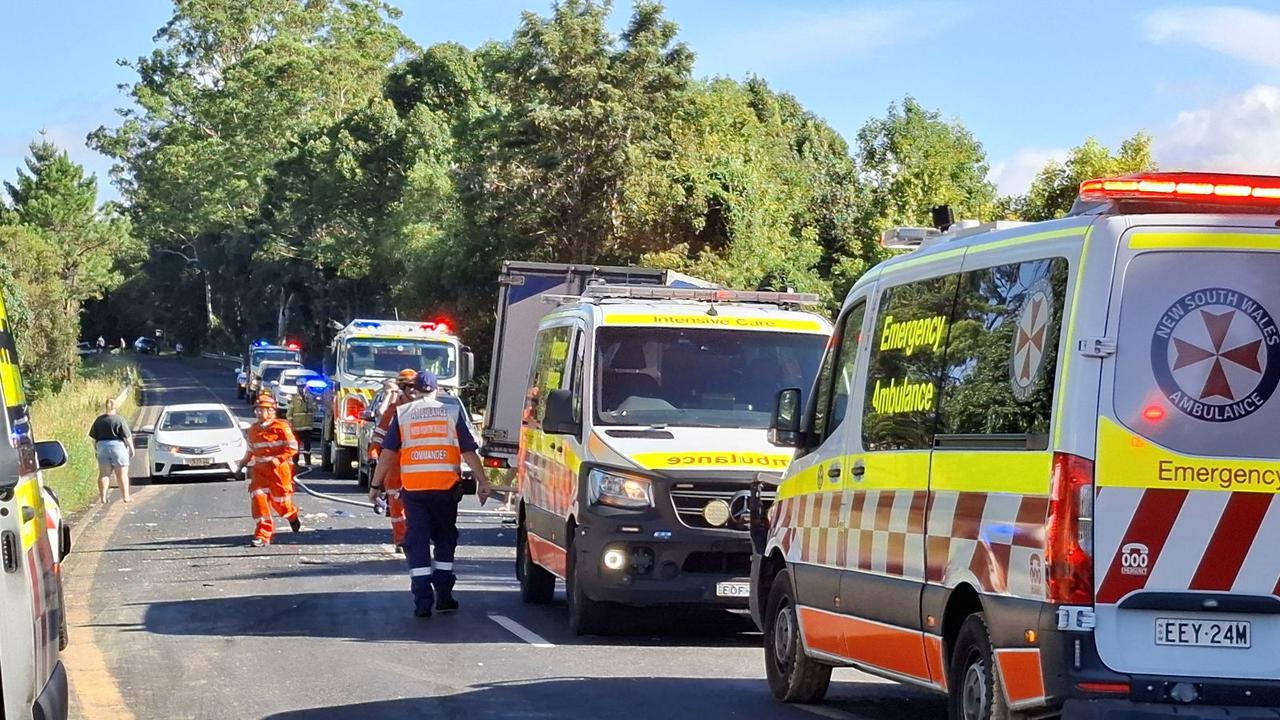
left=305, top=379, right=328, bottom=390
left=353, top=321, right=382, bottom=329
left=253, top=339, right=270, bottom=347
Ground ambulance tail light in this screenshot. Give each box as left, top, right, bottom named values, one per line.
left=1079, top=172, right=1280, bottom=205
left=1046, top=452, right=1094, bottom=605
left=343, top=395, right=366, bottom=422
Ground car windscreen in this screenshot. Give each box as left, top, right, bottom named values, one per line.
left=160, top=410, right=235, bottom=431
left=261, top=366, right=294, bottom=385
left=253, top=349, right=299, bottom=365
left=594, top=327, right=827, bottom=428
left=343, top=339, right=456, bottom=379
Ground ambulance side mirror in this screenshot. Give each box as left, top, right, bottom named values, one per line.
left=542, top=389, right=580, bottom=437
left=34, top=440, right=68, bottom=471
left=461, top=349, right=475, bottom=387
left=768, top=388, right=803, bottom=448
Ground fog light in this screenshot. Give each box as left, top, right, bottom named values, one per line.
left=602, top=547, right=627, bottom=571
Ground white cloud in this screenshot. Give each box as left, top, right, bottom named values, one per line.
left=1145, top=6, right=1280, bottom=71
left=734, top=6, right=957, bottom=67
left=988, top=147, right=1069, bottom=196
left=1155, top=84, right=1280, bottom=172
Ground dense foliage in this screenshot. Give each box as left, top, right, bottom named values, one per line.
left=66, top=0, right=1157, bottom=385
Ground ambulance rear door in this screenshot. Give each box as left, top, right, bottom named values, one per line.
left=1094, top=219, right=1280, bottom=681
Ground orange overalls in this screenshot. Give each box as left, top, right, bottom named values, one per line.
left=246, top=419, right=299, bottom=544
left=370, top=397, right=410, bottom=546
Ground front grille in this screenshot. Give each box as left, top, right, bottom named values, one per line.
left=668, top=481, right=776, bottom=531
left=682, top=551, right=751, bottom=574
left=175, top=445, right=221, bottom=455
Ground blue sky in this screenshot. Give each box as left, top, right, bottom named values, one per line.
left=5, top=1, right=1280, bottom=204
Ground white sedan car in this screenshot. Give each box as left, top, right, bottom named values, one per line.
left=146, top=403, right=248, bottom=480
left=274, top=367, right=322, bottom=411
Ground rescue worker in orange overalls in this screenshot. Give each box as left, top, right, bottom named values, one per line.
left=369, top=369, right=419, bottom=551
left=369, top=371, right=492, bottom=617
left=240, top=394, right=302, bottom=547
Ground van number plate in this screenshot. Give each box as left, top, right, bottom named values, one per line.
left=716, top=582, right=751, bottom=598
left=1155, top=618, right=1250, bottom=648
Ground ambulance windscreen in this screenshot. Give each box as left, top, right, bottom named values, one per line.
left=593, top=327, right=826, bottom=428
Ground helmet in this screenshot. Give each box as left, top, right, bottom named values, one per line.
left=396, top=368, right=418, bottom=388
left=255, top=395, right=276, bottom=409
left=415, top=371, right=439, bottom=393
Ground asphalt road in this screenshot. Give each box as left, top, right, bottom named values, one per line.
left=63, top=356, right=947, bottom=720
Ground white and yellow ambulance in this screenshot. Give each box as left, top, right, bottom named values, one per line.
left=513, top=285, right=831, bottom=634
left=754, top=172, right=1280, bottom=719
left=0, top=289, right=70, bottom=720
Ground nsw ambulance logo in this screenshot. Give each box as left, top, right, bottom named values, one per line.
left=1009, top=279, right=1054, bottom=401
left=1151, top=288, right=1280, bottom=422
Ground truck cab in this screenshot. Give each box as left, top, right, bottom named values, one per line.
left=244, top=342, right=301, bottom=401
left=321, top=319, right=474, bottom=482
left=512, top=284, right=831, bottom=634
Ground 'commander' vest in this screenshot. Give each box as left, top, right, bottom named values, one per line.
left=396, top=396, right=464, bottom=491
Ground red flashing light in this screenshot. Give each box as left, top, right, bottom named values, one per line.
left=286, top=342, right=300, bottom=351
left=419, top=318, right=455, bottom=335
left=1080, top=172, right=1280, bottom=204
left=482, top=456, right=509, bottom=469
left=1142, top=405, right=1166, bottom=422
left=1046, top=453, right=1094, bottom=604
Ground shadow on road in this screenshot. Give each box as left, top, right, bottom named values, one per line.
left=260, top=676, right=948, bottom=720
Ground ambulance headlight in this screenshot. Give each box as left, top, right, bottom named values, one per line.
left=588, top=468, right=653, bottom=509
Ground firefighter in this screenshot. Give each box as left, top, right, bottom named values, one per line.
left=287, top=376, right=315, bottom=466
left=369, top=369, right=419, bottom=551
left=241, top=394, right=302, bottom=547
left=369, top=371, right=492, bottom=617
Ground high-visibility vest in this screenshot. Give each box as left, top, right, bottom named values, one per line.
left=246, top=419, right=297, bottom=485
left=396, top=397, right=464, bottom=491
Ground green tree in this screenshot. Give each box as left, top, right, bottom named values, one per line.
left=852, top=97, right=996, bottom=287
left=1010, top=133, right=1155, bottom=221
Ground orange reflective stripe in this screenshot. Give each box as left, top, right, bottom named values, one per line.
left=995, top=649, right=1045, bottom=706
left=798, top=607, right=933, bottom=683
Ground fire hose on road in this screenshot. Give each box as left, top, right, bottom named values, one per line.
left=290, top=464, right=516, bottom=519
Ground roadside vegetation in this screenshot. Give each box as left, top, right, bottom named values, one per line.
left=31, top=355, right=137, bottom=513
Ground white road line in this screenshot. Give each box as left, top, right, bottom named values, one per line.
left=488, top=614, right=555, bottom=648
left=795, top=704, right=866, bottom=720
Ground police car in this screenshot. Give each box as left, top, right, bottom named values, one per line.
left=753, top=172, right=1280, bottom=719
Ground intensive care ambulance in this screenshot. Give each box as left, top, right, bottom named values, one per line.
left=0, top=288, right=70, bottom=720
left=513, top=284, right=832, bottom=634
left=320, top=319, right=474, bottom=482
left=752, top=172, right=1280, bottom=720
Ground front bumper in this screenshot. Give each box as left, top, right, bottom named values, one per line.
left=34, top=659, right=67, bottom=720
left=571, top=504, right=754, bottom=608
left=151, top=449, right=243, bottom=477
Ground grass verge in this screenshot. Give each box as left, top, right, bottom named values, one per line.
left=31, top=355, right=138, bottom=513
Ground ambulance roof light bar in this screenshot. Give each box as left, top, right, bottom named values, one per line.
left=1078, top=172, right=1280, bottom=204
left=581, top=284, right=821, bottom=307
left=881, top=226, right=939, bottom=250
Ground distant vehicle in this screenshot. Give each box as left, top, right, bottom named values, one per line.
left=245, top=342, right=302, bottom=398
left=144, top=403, right=248, bottom=480
left=76, top=341, right=98, bottom=356
left=235, top=369, right=248, bottom=399
left=133, top=337, right=158, bottom=354
left=253, top=361, right=302, bottom=403
left=274, top=367, right=322, bottom=411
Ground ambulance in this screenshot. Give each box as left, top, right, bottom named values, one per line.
left=753, top=172, right=1280, bottom=719
left=513, top=284, right=831, bottom=634
left=0, top=289, right=70, bottom=720
left=320, top=319, right=473, bottom=481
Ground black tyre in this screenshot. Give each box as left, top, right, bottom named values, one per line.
left=763, top=568, right=832, bottom=703
left=237, top=387, right=245, bottom=399
left=333, top=445, right=355, bottom=479
left=321, top=438, right=334, bottom=472
left=566, top=534, right=610, bottom=635
left=948, top=613, right=1014, bottom=720
left=356, top=463, right=370, bottom=489
left=517, top=521, right=556, bottom=605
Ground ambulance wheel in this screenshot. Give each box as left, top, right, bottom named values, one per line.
left=517, top=523, right=555, bottom=605
left=949, top=613, right=1014, bottom=720
left=321, top=439, right=334, bottom=472
left=566, top=537, right=610, bottom=635
left=764, top=568, right=831, bottom=703
left=333, top=446, right=355, bottom=479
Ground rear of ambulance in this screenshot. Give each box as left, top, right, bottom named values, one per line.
left=1070, top=174, right=1280, bottom=718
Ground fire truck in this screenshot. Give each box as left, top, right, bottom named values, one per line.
left=320, top=319, right=473, bottom=483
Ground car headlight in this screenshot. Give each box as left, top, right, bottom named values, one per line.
left=588, top=468, right=654, bottom=509
left=154, top=442, right=178, bottom=453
